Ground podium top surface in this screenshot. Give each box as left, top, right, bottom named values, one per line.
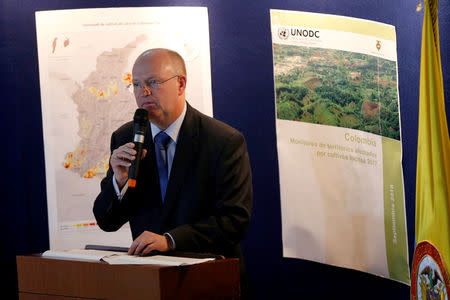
left=16, top=254, right=241, bottom=300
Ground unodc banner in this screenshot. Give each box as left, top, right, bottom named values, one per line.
left=271, top=10, right=409, bottom=284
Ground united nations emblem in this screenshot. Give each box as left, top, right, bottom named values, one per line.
left=411, top=241, right=449, bottom=300
left=376, top=40, right=382, bottom=51
left=278, top=27, right=289, bottom=40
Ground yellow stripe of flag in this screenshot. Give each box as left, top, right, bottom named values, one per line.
left=416, top=0, right=450, bottom=273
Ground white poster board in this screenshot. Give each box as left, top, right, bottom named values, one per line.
left=36, top=7, right=213, bottom=250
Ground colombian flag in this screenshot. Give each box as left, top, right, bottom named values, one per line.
left=415, top=0, right=450, bottom=279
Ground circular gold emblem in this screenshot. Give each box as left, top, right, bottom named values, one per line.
left=411, top=241, right=449, bottom=300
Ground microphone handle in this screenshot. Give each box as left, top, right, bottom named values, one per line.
left=128, top=124, right=147, bottom=188
left=129, top=142, right=144, bottom=176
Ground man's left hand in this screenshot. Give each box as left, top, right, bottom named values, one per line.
left=128, top=231, right=169, bottom=255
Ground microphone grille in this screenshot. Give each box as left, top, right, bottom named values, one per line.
left=134, top=108, right=149, bottom=124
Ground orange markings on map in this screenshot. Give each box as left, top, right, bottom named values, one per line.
left=63, top=153, right=80, bottom=169
left=64, top=146, right=109, bottom=179
left=64, top=153, right=73, bottom=168
left=83, top=169, right=96, bottom=178
left=63, top=146, right=85, bottom=169
left=89, top=81, right=118, bottom=99
left=123, top=72, right=132, bottom=85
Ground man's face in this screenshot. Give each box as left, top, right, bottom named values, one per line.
left=132, top=52, right=182, bottom=129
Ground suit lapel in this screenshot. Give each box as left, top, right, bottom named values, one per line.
left=161, top=103, right=200, bottom=221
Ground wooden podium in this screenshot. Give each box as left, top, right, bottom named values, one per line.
left=16, top=255, right=240, bottom=300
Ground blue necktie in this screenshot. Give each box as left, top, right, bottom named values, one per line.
left=154, top=132, right=171, bottom=201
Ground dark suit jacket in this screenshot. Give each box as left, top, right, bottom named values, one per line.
left=93, top=103, right=253, bottom=261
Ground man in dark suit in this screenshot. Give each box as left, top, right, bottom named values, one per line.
left=93, top=48, right=252, bottom=294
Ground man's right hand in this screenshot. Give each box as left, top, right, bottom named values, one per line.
left=110, top=142, right=147, bottom=189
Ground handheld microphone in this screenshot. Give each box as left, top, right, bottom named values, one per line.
left=128, top=108, right=149, bottom=188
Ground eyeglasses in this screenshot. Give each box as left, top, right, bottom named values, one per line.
left=129, top=75, right=180, bottom=91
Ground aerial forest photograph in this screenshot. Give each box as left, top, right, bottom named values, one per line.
left=273, top=44, right=400, bottom=140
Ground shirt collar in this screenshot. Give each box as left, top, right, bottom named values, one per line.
left=150, top=101, right=187, bottom=143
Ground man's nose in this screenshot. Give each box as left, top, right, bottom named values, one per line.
left=142, top=85, right=152, bottom=96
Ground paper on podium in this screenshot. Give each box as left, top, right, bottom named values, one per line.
left=102, top=254, right=214, bottom=266
left=42, top=249, right=124, bottom=262
left=42, top=249, right=215, bottom=266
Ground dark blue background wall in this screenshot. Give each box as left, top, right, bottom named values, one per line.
left=1, top=1, right=449, bottom=299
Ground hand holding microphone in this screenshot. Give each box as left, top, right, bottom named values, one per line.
left=110, top=109, right=149, bottom=188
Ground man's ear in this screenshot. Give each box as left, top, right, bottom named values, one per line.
left=177, top=75, right=187, bottom=95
